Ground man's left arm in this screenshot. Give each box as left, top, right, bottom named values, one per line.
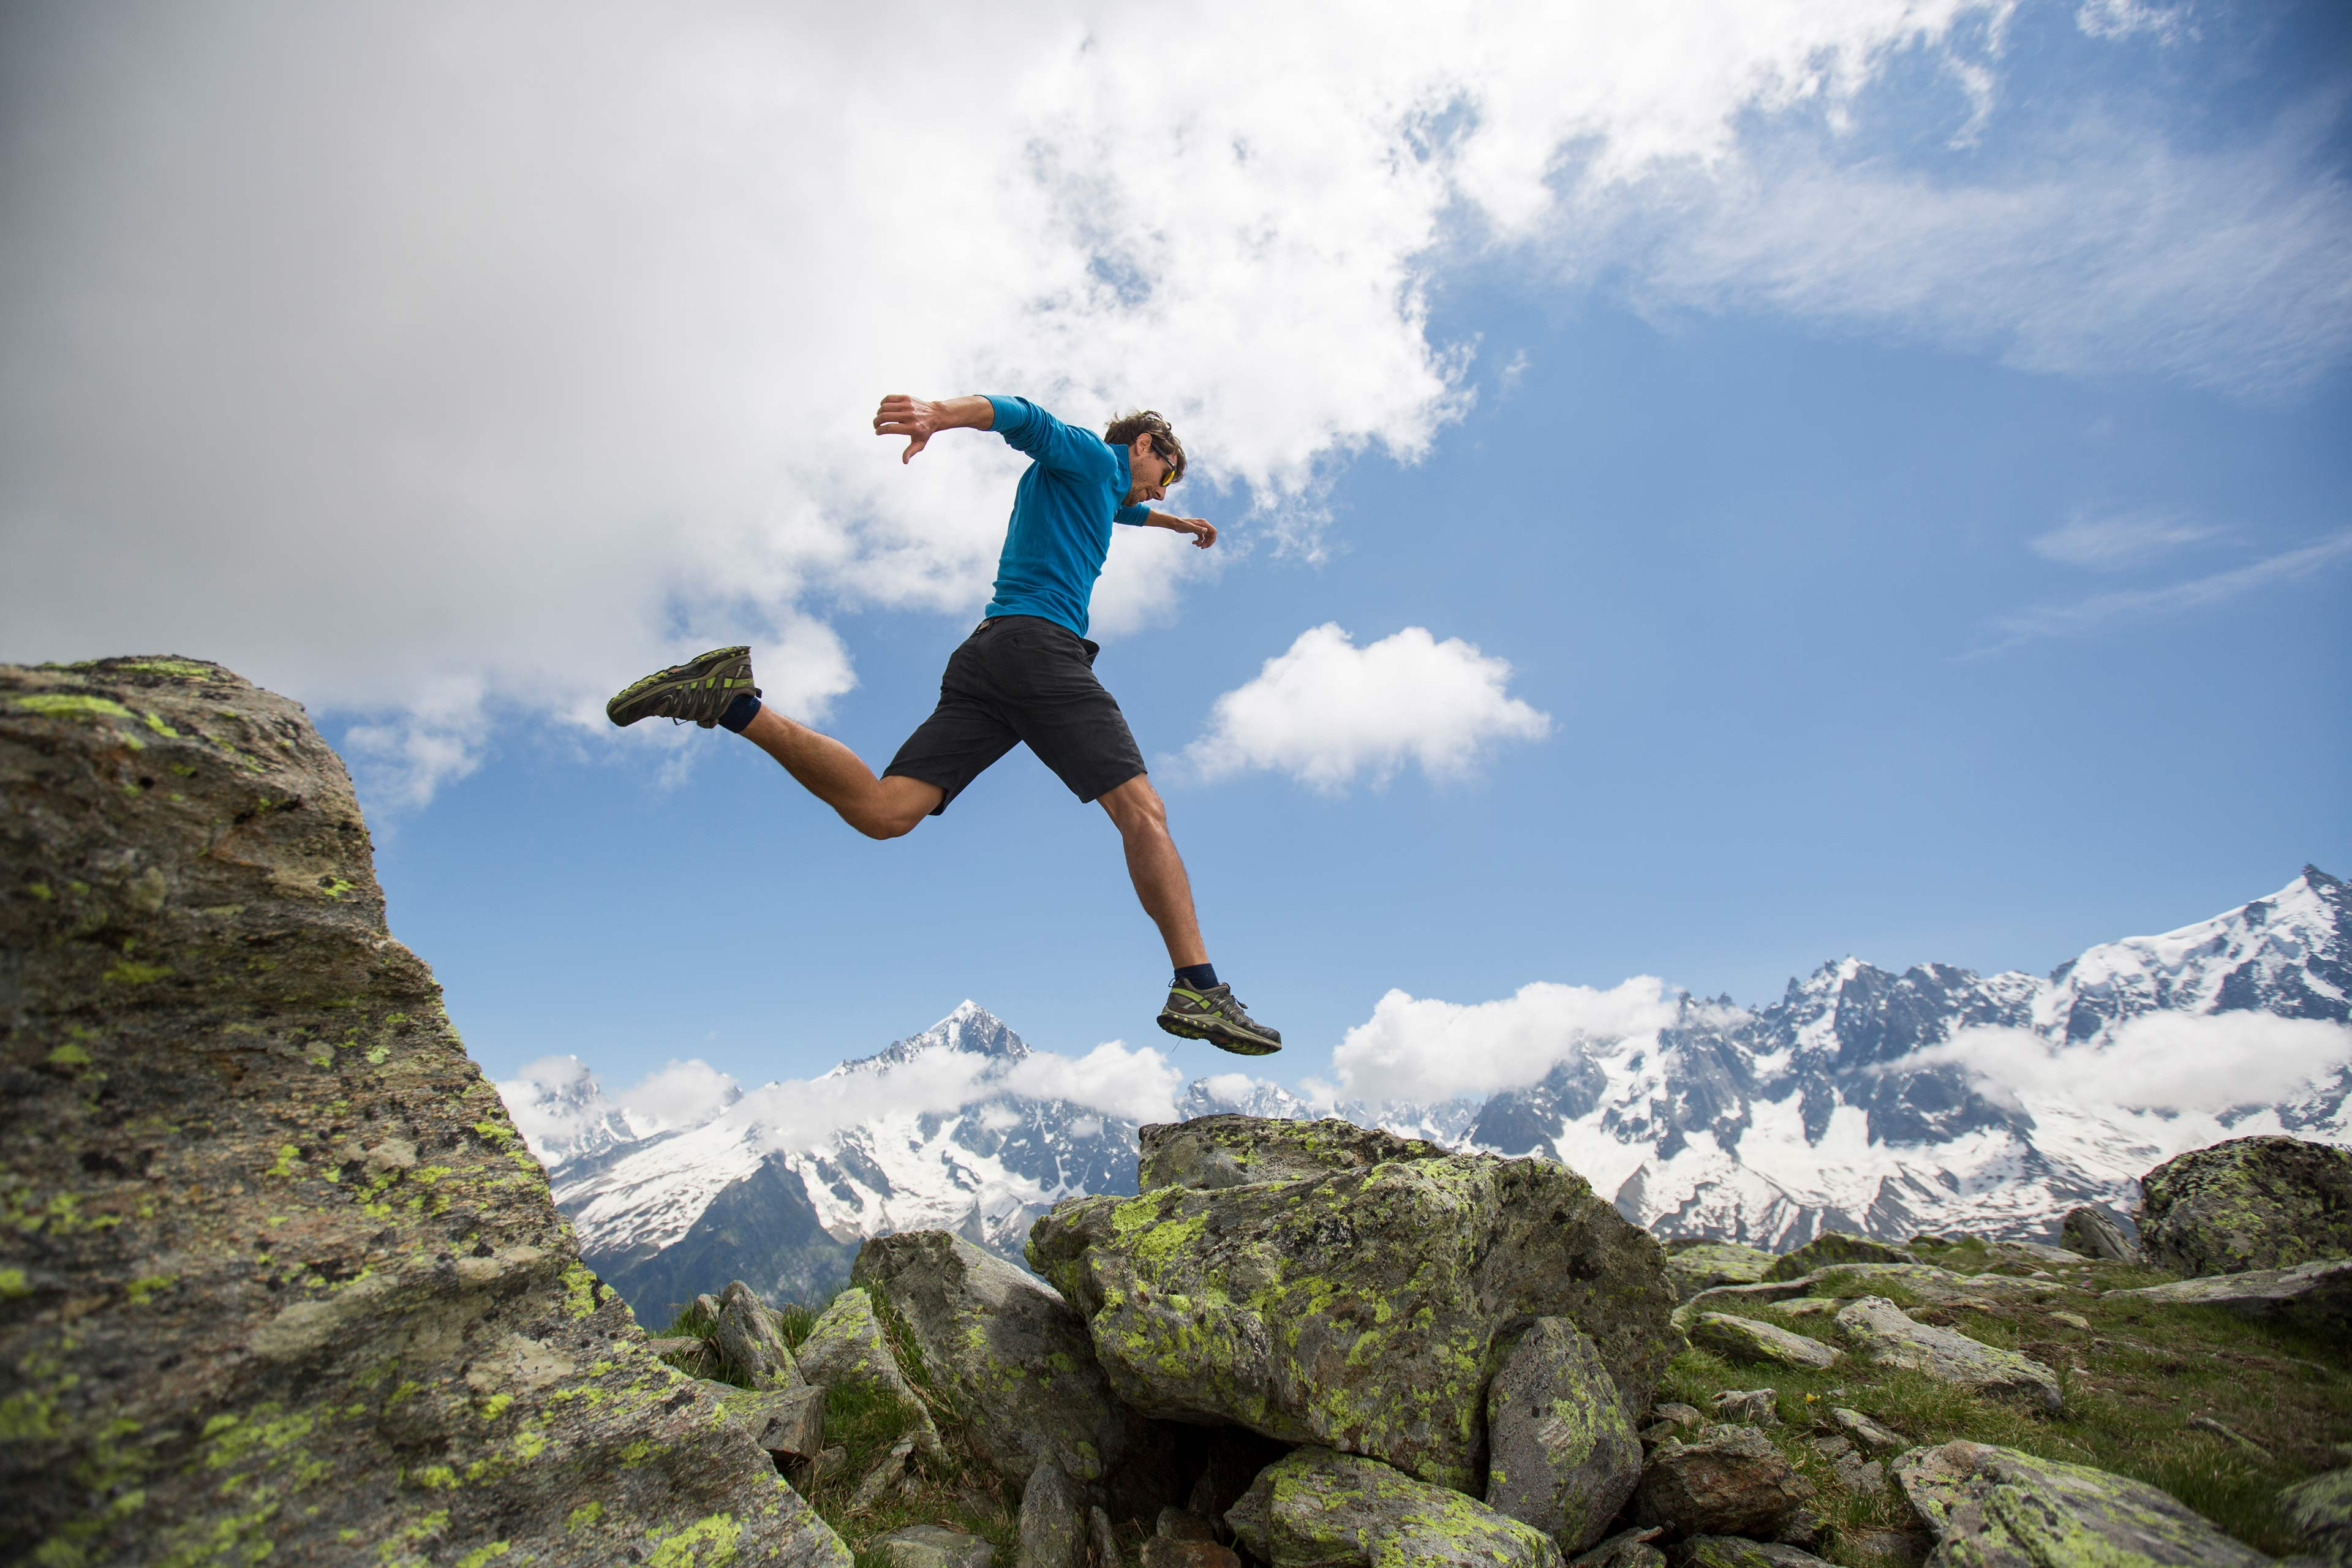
left=1122, top=508, right=1216, bottom=549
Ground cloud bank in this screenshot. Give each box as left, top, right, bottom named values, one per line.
left=6, top=2, right=2346, bottom=807
left=1888, top=1012, right=2352, bottom=1115
left=1184, top=624, right=1551, bottom=792
left=1331, top=977, right=1681, bottom=1104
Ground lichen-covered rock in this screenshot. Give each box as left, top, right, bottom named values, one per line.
left=1634, top=1425, right=1815, bottom=1541
left=1673, top=1536, right=1834, bottom=1568
left=2057, top=1209, right=2137, bottom=1263
left=795, top=1284, right=943, bottom=1458
left=1577, top=1526, right=1670, bottom=1568
left=1764, top=1232, right=1920, bottom=1281
left=1833, top=1298, right=2062, bottom=1411
left=1830, top=1408, right=1906, bottom=1455
left=0, top=658, right=848, bottom=1566
left=1137, top=1114, right=1453, bottom=1193
left=1891, top=1441, right=2269, bottom=1568
left=1711, top=1390, right=1780, bottom=1429
left=2278, top=1465, right=2352, bottom=1567
left=1487, top=1317, right=1645, bottom=1551
left=875, top=1523, right=998, bottom=1567
left=2103, top=1258, right=2352, bottom=1329
left=708, top=1379, right=826, bottom=1460
left=1664, top=1242, right=1777, bottom=1301
left=1226, top=1446, right=1566, bottom=1567
left=2138, top=1135, right=2352, bottom=1278
left=1028, top=1128, right=1678, bottom=1493
left=1018, top=1456, right=1087, bottom=1568
left=717, top=1276, right=804, bottom=1389
left=1687, top=1313, right=1844, bottom=1371
left=1140, top=1541, right=1242, bottom=1568
left=853, top=1229, right=1156, bottom=1490
left=1676, top=1264, right=2065, bottom=1332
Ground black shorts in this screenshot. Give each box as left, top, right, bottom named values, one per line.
left=883, top=616, right=1147, bottom=815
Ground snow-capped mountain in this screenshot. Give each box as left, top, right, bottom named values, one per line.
left=501, top=868, right=2351, bottom=1320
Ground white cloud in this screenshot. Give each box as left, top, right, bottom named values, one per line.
left=2029, top=510, right=2220, bottom=570
left=1183, top=624, right=1550, bottom=792
left=1002, top=1040, right=1186, bottom=1126
left=1332, top=976, right=1681, bottom=1104
left=4, top=2, right=2343, bottom=809
left=2076, top=0, right=2190, bottom=44
left=617, top=1058, right=742, bottom=1133
left=1976, top=528, right=2352, bottom=654
left=1888, top=1012, right=2352, bottom=1114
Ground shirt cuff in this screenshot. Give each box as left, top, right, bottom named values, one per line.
left=985, top=395, right=1032, bottom=441
left=1114, top=502, right=1151, bottom=527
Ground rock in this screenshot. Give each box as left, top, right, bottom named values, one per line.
left=1993, top=1240, right=2081, bottom=1265
left=1137, top=1113, right=1455, bottom=1191
left=2049, top=1311, right=2090, bottom=1330
left=1029, top=1123, right=1678, bottom=1492
left=851, top=1436, right=918, bottom=1512
left=1778, top=1299, right=1837, bottom=1318
left=1678, top=1264, right=2065, bottom=1331
left=1689, top=1313, right=1844, bottom=1371
left=1575, top=1527, right=1669, bottom=1568
left=855, top=1229, right=1157, bottom=1490
left=2278, top=1466, right=2352, bottom=1567
left=1654, top=1403, right=1706, bottom=1431
left=1158, top=1506, right=1218, bottom=1540
left=1830, top=1407, right=1906, bottom=1454
left=1019, top=1457, right=1087, bottom=1568
left=1893, top=1441, right=2271, bottom=1568
left=696, top=1290, right=725, bottom=1324
left=2059, top=1208, right=2139, bottom=1262
left=1091, top=1506, right=1124, bottom=1567
left=0, top=658, right=851, bottom=1567
left=1140, top=1544, right=1242, bottom=1568
left=1187, top=1424, right=1294, bottom=1536
left=2105, top=1258, right=2352, bottom=1330
left=1673, top=1536, right=1833, bottom=1568
left=2138, top=1136, right=2352, bottom=1278
left=646, top=1333, right=705, bottom=1358
left=1833, top=1297, right=2062, bottom=1411
left=709, top=1379, right=827, bottom=1459
left=1765, top=1232, right=1919, bottom=1281
left=1487, top=1317, right=1645, bottom=1551
left=1664, top=1242, right=1779, bottom=1301
left=1226, top=1445, right=1566, bottom=1567
left=1712, top=1390, right=1781, bottom=1428
left=1839, top=1526, right=1932, bottom=1568
left=1634, top=1425, right=1815, bottom=1540
left=875, top=1523, right=998, bottom=1567
left=795, top=1284, right=944, bottom=1459
left=717, top=1276, right=805, bottom=1389
left=1844, top=1458, right=1888, bottom=1495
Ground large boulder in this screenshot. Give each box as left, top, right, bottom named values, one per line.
left=1664, top=1242, right=1777, bottom=1301
left=1029, top=1119, right=1678, bottom=1493
left=1764, top=1232, right=1919, bottom=1281
left=1226, top=1446, right=1566, bottom=1567
left=2103, top=1258, right=2352, bottom=1330
left=2138, top=1136, right=2352, bottom=1278
left=852, top=1230, right=1157, bottom=1492
left=0, top=658, right=848, bottom=1566
left=1834, top=1298, right=2062, bottom=1412
left=794, top=1284, right=944, bottom=1459
left=1487, top=1317, right=1645, bottom=1552
left=1893, top=1441, right=2269, bottom=1568
left=1634, top=1425, right=1815, bottom=1541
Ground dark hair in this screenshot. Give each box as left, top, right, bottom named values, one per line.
left=1104, top=410, right=1186, bottom=484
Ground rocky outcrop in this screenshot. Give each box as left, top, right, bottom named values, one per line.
left=1634, top=1425, right=1815, bottom=1541
left=1029, top=1119, right=1678, bottom=1493
left=795, top=1284, right=944, bottom=1459
left=853, top=1229, right=1160, bottom=1493
left=1893, top=1441, right=2270, bottom=1568
left=1664, top=1242, right=1777, bottom=1301
left=2137, top=1136, right=2352, bottom=1278
left=1834, top=1298, right=2062, bottom=1411
left=2059, top=1206, right=2137, bottom=1263
left=1677, top=1262, right=2069, bottom=1329
left=1675, top=1538, right=1833, bottom=1568
left=717, top=1276, right=806, bottom=1389
left=1486, top=1317, right=1645, bottom=1551
left=1686, top=1313, right=1843, bottom=1371
left=1763, top=1232, right=1918, bottom=1281
left=1136, top=1114, right=1453, bottom=1191
left=2105, top=1257, right=2352, bottom=1329
left=1225, top=1445, right=1566, bottom=1567
left=0, top=658, right=846, bottom=1566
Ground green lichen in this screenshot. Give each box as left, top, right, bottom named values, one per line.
left=103, top=962, right=169, bottom=986
left=455, top=1545, right=510, bottom=1568
left=567, top=1501, right=604, bottom=1531
left=143, top=711, right=180, bottom=737
left=117, top=658, right=217, bottom=679
left=562, top=1264, right=600, bottom=1321
left=644, top=1513, right=742, bottom=1566
left=26, top=881, right=52, bottom=900
left=124, top=1274, right=177, bottom=1306
left=46, top=1044, right=91, bottom=1067
left=12, top=694, right=134, bottom=720
left=0, top=1268, right=29, bottom=1299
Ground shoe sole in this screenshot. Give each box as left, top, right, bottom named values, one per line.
left=606, top=646, right=753, bottom=728
left=1157, top=1012, right=1282, bottom=1057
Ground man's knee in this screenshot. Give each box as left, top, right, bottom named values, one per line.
left=1100, top=774, right=1167, bottom=837
left=856, top=777, right=941, bottom=839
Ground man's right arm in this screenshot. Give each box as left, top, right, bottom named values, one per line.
left=872, top=394, right=995, bottom=463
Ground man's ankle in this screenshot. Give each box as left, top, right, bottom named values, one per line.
left=1172, top=962, right=1219, bottom=992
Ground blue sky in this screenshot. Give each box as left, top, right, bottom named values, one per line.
left=4, top=1, right=2347, bottom=1103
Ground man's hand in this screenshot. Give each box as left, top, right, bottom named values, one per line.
left=873, top=393, right=993, bottom=462
left=1148, top=512, right=1217, bottom=549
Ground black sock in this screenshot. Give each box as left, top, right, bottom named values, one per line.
left=1172, top=962, right=1219, bottom=992
left=717, top=693, right=763, bottom=733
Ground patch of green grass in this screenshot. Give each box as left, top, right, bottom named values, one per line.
left=1667, top=1249, right=2352, bottom=1562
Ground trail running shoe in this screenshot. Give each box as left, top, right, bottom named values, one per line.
left=605, top=646, right=760, bottom=728
left=1158, top=982, right=1283, bottom=1057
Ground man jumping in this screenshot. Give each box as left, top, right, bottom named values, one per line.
left=605, top=393, right=1281, bottom=1057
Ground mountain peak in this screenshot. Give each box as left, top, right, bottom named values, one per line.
left=827, top=1001, right=1033, bottom=1077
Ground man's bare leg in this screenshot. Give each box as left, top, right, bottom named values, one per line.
left=1097, top=774, right=1208, bottom=968
left=739, top=706, right=942, bottom=840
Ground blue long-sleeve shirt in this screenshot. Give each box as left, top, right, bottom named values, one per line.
left=981, top=395, right=1150, bottom=639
